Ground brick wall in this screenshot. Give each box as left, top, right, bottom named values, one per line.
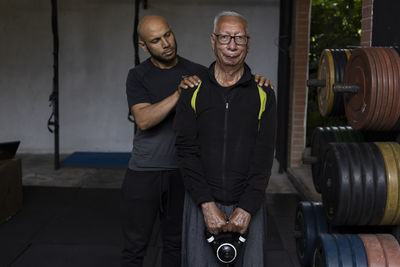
left=288, top=0, right=311, bottom=168
left=361, top=0, right=373, bottom=47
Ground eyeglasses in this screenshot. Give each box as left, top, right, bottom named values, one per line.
left=213, top=33, right=249, bottom=45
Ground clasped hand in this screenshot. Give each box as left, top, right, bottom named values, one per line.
left=201, top=201, right=251, bottom=235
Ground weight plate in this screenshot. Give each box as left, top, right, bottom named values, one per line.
left=366, top=48, right=384, bottom=130
left=374, top=47, right=393, bottom=131
left=333, top=234, right=353, bottom=266
left=330, top=50, right=345, bottom=116
left=295, top=201, right=329, bottom=267
left=330, top=126, right=342, bottom=142
left=369, top=143, right=388, bottom=225
left=345, top=143, right=364, bottom=225
left=345, top=234, right=368, bottom=267
left=375, top=142, right=399, bottom=225
left=295, top=201, right=317, bottom=266
left=322, top=143, right=351, bottom=225
left=358, top=234, right=386, bottom=266
left=313, top=234, right=339, bottom=267
left=344, top=48, right=377, bottom=130
left=381, top=48, right=397, bottom=130
left=318, top=50, right=335, bottom=116
left=376, top=234, right=400, bottom=266
left=311, top=127, right=336, bottom=193
left=386, top=47, right=400, bottom=130
left=357, top=143, right=376, bottom=225
left=388, top=142, right=400, bottom=225
left=344, top=49, right=352, bottom=60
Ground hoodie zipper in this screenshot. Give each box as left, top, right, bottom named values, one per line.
left=221, top=97, right=229, bottom=201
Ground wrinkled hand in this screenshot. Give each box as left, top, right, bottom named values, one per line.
left=254, top=74, right=275, bottom=90
left=178, top=75, right=202, bottom=94
left=227, top=207, right=251, bottom=234
left=201, top=201, right=228, bottom=235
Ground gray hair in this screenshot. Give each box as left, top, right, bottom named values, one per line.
left=213, top=11, right=248, bottom=33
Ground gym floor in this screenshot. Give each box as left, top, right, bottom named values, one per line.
left=0, top=154, right=302, bottom=267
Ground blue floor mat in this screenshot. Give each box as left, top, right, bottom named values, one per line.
left=61, top=152, right=130, bottom=167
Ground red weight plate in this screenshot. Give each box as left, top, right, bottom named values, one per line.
left=366, top=48, right=384, bottom=130
left=375, top=48, right=393, bottom=130
left=376, top=234, right=400, bottom=266
left=344, top=49, right=377, bottom=130
left=386, top=48, right=400, bottom=130
left=358, top=234, right=386, bottom=266
left=381, top=48, right=398, bottom=130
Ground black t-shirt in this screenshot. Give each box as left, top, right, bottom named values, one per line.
left=126, top=56, right=207, bottom=170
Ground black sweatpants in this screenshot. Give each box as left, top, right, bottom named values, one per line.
left=120, top=169, right=185, bottom=267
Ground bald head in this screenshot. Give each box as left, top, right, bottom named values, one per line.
left=138, top=15, right=170, bottom=41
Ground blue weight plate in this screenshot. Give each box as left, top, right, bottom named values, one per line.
left=357, top=143, right=376, bottom=225
left=345, top=234, right=368, bottom=266
left=295, top=201, right=317, bottom=266
left=313, top=234, right=339, bottom=267
left=312, top=202, right=329, bottom=236
left=333, top=234, right=353, bottom=266
left=369, top=143, right=388, bottom=225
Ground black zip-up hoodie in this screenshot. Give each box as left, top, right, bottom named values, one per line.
left=174, top=62, right=277, bottom=215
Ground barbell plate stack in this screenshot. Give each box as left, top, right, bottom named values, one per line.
left=344, top=48, right=377, bottom=130
left=375, top=142, right=399, bottom=225
left=318, top=50, right=336, bottom=116
left=376, top=234, right=400, bottom=266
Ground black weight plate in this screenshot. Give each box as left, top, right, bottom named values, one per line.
left=311, top=127, right=326, bottom=193
left=357, top=143, right=376, bottom=225
left=295, top=201, right=316, bottom=266
left=321, top=143, right=351, bottom=225
left=331, top=50, right=345, bottom=116
left=345, top=143, right=364, bottom=225
left=369, top=143, right=388, bottom=225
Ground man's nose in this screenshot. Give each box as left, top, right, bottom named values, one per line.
left=161, top=37, right=170, bottom=48
left=227, top=38, right=237, bottom=50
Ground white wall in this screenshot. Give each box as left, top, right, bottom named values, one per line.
left=0, top=0, right=280, bottom=153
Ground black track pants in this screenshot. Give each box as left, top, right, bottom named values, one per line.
left=120, top=169, right=185, bottom=267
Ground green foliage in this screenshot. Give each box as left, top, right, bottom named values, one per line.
left=306, top=0, right=362, bottom=146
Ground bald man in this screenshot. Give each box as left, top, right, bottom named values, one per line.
left=122, top=15, right=271, bottom=267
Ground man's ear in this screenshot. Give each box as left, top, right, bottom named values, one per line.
left=138, top=40, right=148, bottom=52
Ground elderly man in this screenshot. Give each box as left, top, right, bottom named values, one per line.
left=121, top=14, right=272, bottom=267
left=174, top=11, right=277, bottom=266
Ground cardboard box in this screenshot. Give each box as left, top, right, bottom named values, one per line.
left=0, top=158, right=22, bottom=224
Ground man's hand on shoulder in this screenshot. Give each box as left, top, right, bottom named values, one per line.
left=254, top=74, right=275, bottom=90
left=227, top=207, right=251, bottom=235
left=178, top=75, right=201, bottom=94
left=201, top=201, right=227, bottom=235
